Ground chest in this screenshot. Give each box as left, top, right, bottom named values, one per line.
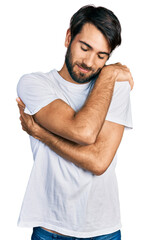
left=53, top=83, right=93, bottom=112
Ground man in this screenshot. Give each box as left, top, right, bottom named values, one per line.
left=17, top=5, right=133, bottom=240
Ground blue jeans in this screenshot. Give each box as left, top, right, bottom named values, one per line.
left=31, top=227, right=121, bottom=240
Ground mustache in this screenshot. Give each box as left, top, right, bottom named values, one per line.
left=77, top=63, right=93, bottom=72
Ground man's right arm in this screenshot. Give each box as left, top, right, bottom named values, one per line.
left=18, top=102, right=125, bottom=175
left=33, top=64, right=133, bottom=145
left=34, top=68, right=114, bottom=145
left=17, top=63, right=133, bottom=145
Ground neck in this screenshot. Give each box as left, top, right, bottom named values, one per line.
left=58, top=63, right=81, bottom=85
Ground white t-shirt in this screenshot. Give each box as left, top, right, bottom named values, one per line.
left=17, top=69, right=133, bottom=237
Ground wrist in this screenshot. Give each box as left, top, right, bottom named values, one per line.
left=34, top=125, right=61, bottom=150
left=33, top=124, right=45, bottom=140
left=96, top=66, right=116, bottom=85
left=101, top=65, right=118, bottom=81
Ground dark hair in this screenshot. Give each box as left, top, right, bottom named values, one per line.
left=70, top=5, right=121, bottom=52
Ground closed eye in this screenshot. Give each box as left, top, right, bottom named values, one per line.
left=81, top=46, right=88, bottom=52
left=98, top=55, right=105, bottom=60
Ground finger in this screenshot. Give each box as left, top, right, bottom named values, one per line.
left=19, top=110, right=28, bottom=121
left=17, top=103, right=25, bottom=115
left=19, top=115, right=25, bottom=123
left=18, top=102, right=25, bottom=110
left=129, top=73, right=134, bottom=90
left=131, top=80, right=134, bottom=90
left=115, top=62, right=122, bottom=66
left=21, top=122, right=26, bottom=131
left=16, top=97, right=25, bottom=108
left=19, top=109, right=33, bottom=124
left=129, top=78, right=134, bottom=90
left=18, top=104, right=25, bottom=115
left=19, top=115, right=27, bottom=130
left=19, top=115, right=32, bottom=134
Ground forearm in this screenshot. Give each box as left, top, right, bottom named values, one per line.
left=18, top=99, right=123, bottom=175
left=34, top=118, right=125, bottom=175
left=34, top=126, right=100, bottom=175
left=73, top=68, right=116, bottom=142
left=34, top=67, right=116, bottom=145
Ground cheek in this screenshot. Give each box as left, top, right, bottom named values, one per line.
left=71, top=45, right=87, bottom=62
left=71, top=50, right=81, bottom=64
left=74, top=52, right=86, bottom=62
left=95, top=59, right=107, bottom=69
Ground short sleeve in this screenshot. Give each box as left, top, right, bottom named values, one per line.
left=105, top=81, right=133, bottom=129
left=17, top=72, right=58, bottom=115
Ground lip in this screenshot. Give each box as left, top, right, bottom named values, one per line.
left=77, top=65, right=90, bottom=73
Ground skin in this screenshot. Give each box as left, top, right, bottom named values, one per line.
left=63, top=24, right=110, bottom=84
left=17, top=23, right=134, bottom=236
left=20, top=24, right=133, bottom=146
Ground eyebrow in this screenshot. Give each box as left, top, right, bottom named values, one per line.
left=79, top=40, right=110, bottom=56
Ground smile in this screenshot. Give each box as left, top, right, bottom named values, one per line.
left=77, top=65, right=90, bottom=73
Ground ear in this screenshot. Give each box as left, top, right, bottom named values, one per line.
left=65, top=29, right=71, bottom=48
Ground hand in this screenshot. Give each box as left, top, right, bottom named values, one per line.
left=102, top=63, right=134, bottom=90
left=16, top=98, right=40, bottom=138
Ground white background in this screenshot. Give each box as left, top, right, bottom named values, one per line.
left=0, top=0, right=150, bottom=239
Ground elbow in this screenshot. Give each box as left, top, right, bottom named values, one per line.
left=92, top=161, right=109, bottom=176
left=79, top=126, right=97, bottom=145
left=93, top=168, right=106, bottom=176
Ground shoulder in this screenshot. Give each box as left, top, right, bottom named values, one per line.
left=17, top=70, right=56, bottom=100
left=113, top=81, right=131, bottom=97
left=106, top=81, right=133, bottom=128
left=18, top=71, right=52, bottom=86
left=17, top=70, right=58, bottom=115
left=110, top=81, right=131, bottom=105
left=17, top=70, right=55, bottom=93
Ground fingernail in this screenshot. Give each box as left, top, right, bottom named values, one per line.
left=16, top=97, right=20, bottom=102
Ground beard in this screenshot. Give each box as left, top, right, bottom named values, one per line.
left=65, top=43, right=101, bottom=84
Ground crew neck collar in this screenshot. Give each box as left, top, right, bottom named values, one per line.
left=52, top=69, right=93, bottom=90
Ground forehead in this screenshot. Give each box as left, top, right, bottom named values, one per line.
left=74, top=23, right=110, bottom=53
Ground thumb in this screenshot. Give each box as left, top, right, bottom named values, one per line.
left=16, top=97, right=25, bottom=108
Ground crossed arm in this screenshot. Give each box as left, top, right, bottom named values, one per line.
left=17, top=64, right=133, bottom=175
left=18, top=104, right=124, bottom=175
left=33, top=66, right=116, bottom=145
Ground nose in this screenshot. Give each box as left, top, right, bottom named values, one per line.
left=83, top=53, right=95, bottom=68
